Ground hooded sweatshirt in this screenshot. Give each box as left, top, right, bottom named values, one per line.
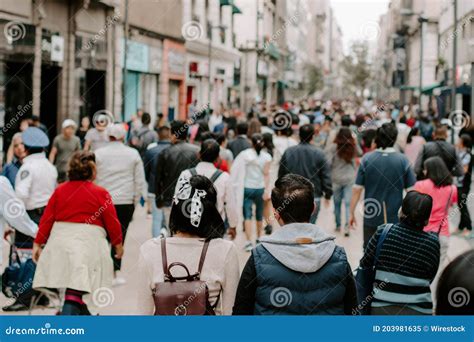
left=233, top=223, right=357, bottom=315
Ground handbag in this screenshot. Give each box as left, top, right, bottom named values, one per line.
left=153, top=238, right=218, bottom=315
left=1, top=246, right=36, bottom=299
left=355, top=223, right=393, bottom=315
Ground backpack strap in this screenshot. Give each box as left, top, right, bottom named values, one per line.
left=161, top=238, right=170, bottom=279
left=373, top=223, right=393, bottom=268
left=189, top=168, right=198, bottom=177
left=209, top=169, right=223, bottom=183
left=197, top=240, right=210, bottom=276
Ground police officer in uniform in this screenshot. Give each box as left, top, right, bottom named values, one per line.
left=3, top=127, right=57, bottom=312
left=15, top=127, right=58, bottom=242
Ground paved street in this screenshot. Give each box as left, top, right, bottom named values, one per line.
left=2, top=192, right=472, bottom=315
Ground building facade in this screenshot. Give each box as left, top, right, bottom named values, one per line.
left=0, top=0, right=119, bottom=157
left=182, top=0, right=241, bottom=115
left=374, top=0, right=472, bottom=115
left=437, top=0, right=473, bottom=115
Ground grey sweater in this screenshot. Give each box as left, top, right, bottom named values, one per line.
left=326, top=143, right=359, bottom=186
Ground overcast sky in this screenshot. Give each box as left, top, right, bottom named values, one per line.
left=331, top=0, right=390, bottom=53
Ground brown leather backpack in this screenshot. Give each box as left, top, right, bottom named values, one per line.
left=153, top=238, right=218, bottom=315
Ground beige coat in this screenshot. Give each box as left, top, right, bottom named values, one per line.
left=33, top=222, right=113, bottom=314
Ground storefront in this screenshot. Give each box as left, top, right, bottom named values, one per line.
left=162, top=39, right=186, bottom=121
left=0, top=19, right=35, bottom=158
left=121, top=38, right=162, bottom=122
left=74, top=32, right=108, bottom=123
left=40, top=29, right=65, bottom=141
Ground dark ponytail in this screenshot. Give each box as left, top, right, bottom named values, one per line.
left=407, top=127, right=419, bottom=144
left=251, top=133, right=264, bottom=155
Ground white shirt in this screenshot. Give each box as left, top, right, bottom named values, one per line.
left=95, top=141, right=146, bottom=205
left=270, top=136, right=297, bottom=185
left=0, top=176, right=38, bottom=267
left=241, top=149, right=272, bottom=189
left=15, top=153, right=58, bottom=210
left=175, top=162, right=238, bottom=228
left=208, top=114, right=223, bottom=133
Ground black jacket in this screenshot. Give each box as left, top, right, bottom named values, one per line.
left=154, top=141, right=199, bottom=206
left=228, top=136, right=251, bottom=158
left=414, top=139, right=464, bottom=180
left=279, top=142, right=333, bottom=199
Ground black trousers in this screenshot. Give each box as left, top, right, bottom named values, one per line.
left=363, top=225, right=378, bottom=249
left=458, top=187, right=472, bottom=231
left=112, top=204, right=135, bottom=271
left=14, top=208, right=45, bottom=249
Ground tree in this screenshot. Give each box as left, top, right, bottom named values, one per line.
left=342, top=41, right=371, bottom=96
left=304, top=64, right=324, bottom=96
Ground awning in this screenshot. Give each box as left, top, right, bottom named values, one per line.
left=265, top=42, right=280, bottom=60
left=399, top=85, right=416, bottom=91
left=220, top=0, right=242, bottom=15
left=421, top=82, right=442, bottom=95
left=439, top=84, right=472, bottom=95
left=232, top=4, right=242, bottom=14
left=220, top=0, right=234, bottom=6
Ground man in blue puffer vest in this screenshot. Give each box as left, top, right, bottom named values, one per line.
left=233, top=174, right=358, bottom=315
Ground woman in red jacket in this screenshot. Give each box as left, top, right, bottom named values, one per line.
left=32, top=151, right=123, bottom=315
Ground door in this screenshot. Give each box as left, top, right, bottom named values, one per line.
left=40, top=65, right=60, bottom=142
left=168, top=80, right=180, bottom=121
left=3, top=62, right=33, bottom=153
left=124, top=71, right=140, bottom=121
left=85, top=69, right=106, bottom=121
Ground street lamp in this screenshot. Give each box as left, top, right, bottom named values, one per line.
left=207, top=24, right=227, bottom=115
left=400, top=9, right=428, bottom=110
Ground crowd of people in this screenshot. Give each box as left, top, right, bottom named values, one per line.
left=0, top=99, right=472, bottom=316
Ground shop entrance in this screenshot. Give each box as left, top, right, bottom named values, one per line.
left=40, top=65, right=61, bottom=141
left=3, top=62, right=33, bottom=154
left=85, top=69, right=106, bottom=119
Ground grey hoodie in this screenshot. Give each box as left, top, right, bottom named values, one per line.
left=259, top=222, right=336, bottom=273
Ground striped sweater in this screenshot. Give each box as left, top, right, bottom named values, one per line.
left=360, top=223, right=440, bottom=314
